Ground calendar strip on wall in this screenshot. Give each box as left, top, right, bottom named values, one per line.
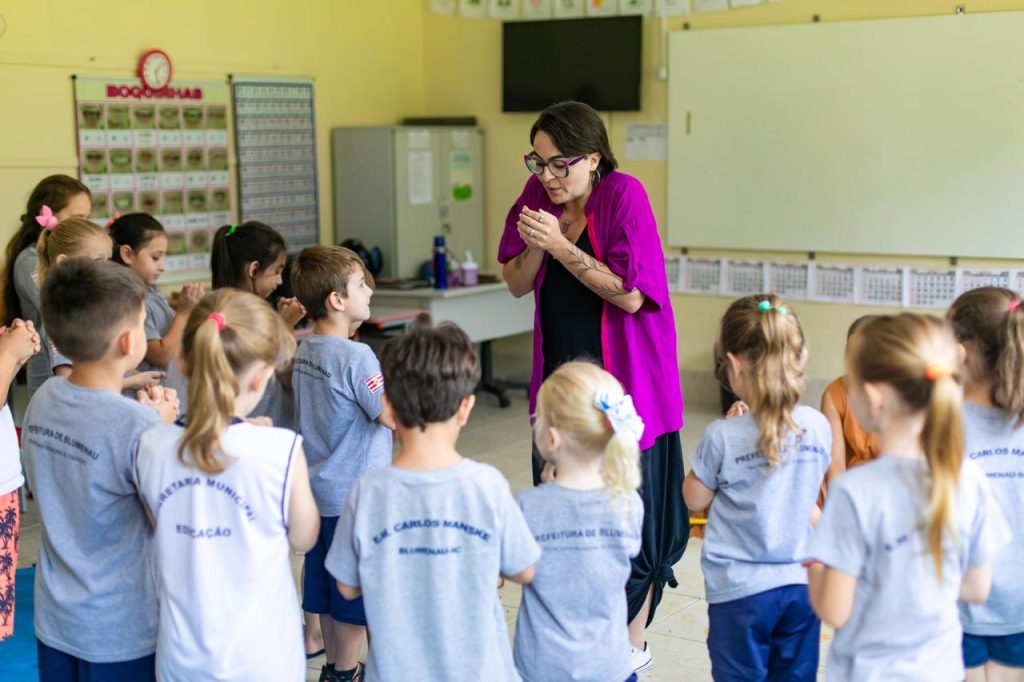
left=666, top=256, right=1023, bottom=309
left=231, top=75, right=319, bottom=253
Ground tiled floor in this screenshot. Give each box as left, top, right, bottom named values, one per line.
left=16, top=393, right=830, bottom=681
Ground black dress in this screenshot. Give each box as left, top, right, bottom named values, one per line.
left=534, top=229, right=688, bottom=626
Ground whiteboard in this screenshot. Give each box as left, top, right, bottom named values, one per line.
left=667, top=12, right=1024, bottom=258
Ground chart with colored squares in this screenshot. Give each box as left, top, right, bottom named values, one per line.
left=74, top=76, right=233, bottom=276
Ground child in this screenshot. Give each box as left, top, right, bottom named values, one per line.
left=2, top=175, right=91, bottom=329
left=807, top=313, right=1010, bottom=682
left=0, top=318, right=40, bottom=640
left=31, top=217, right=164, bottom=397
left=820, top=315, right=880, bottom=495
left=514, top=361, right=644, bottom=682
left=326, top=321, right=540, bottom=682
left=134, top=289, right=320, bottom=681
left=948, top=288, right=1024, bottom=681
left=682, top=294, right=831, bottom=682
left=21, top=259, right=178, bottom=679
left=290, top=245, right=391, bottom=682
left=109, top=213, right=205, bottom=373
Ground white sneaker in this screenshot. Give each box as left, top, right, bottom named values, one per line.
left=630, top=642, right=653, bottom=674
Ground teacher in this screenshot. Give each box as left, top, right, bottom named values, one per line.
left=497, top=101, right=687, bottom=673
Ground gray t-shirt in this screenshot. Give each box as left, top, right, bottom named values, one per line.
left=808, top=456, right=1010, bottom=682
left=27, top=327, right=72, bottom=400
left=513, top=484, right=642, bottom=682
left=13, top=246, right=41, bottom=328
left=325, top=459, right=541, bottom=682
left=139, top=286, right=175, bottom=373
left=293, top=334, right=391, bottom=516
left=21, top=377, right=161, bottom=662
left=689, top=405, right=831, bottom=603
left=960, top=402, right=1024, bottom=636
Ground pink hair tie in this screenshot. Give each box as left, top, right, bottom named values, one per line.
left=35, top=205, right=58, bottom=231
left=208, top=312, right=226, bottom=331
left=1010, top=300, right=1021, bottom=314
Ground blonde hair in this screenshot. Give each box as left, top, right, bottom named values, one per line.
left=179, top=289, right=296, bottom=474
left=716, top=294, right=806, bottom=465
left=948, top=287, right=1024, bottom=424
left=847, top=314, right=963, bottom=578
left=535, top=362, right=641, bottom=507
left=36, top=217, right=111, bottom=280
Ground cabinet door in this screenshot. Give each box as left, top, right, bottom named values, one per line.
left=393, top=129, right=443, bottom=279
left=436, top=128, right=485, bottom=270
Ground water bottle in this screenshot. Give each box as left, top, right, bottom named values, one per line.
left=433, top=235, right=448, bottom=290
left=461, top=250, right=478, bottom=286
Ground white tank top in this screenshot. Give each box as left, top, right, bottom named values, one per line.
left=134, top=419, right=304, bottom=681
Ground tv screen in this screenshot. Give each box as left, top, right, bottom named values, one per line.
left=503, top=16, right=642, bottom=113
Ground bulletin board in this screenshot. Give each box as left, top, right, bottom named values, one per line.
left=667, top=11, right=1024, bottom=259
left=73, top=76, right=233, bottom=276
left=231, top=76, right=319, bottom=253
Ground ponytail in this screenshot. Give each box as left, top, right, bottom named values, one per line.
left=535, top=361, right=641, bottom=512
left=998, top=304, right=1024, bottom=423
left=179, top=289, right=296, bottom=474
left=848, top=313, right=963, bottom=579
left=717, top=294, right=806, bottom=465
left=921, top=371, right=963, bottom=578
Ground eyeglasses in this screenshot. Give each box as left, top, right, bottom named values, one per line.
left=524, top=154, right=587, bottom=178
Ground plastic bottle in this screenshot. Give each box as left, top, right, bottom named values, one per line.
left=433, top=235, right=448, bottom=290
left=461, top=250, right=478, bottom=286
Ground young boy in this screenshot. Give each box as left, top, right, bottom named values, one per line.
left=326, top=321, right=540, bottom=682
left=291, top=245, right=393, bottom=682
left=21, top=258, right=178, bottom=680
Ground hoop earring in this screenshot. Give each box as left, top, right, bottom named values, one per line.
left=591, top=168, right=602, bottom=186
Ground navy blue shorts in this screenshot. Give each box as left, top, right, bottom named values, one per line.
left=37, top=640, right=155, bottom=682
left=303, top=515, right=367, bottom=626
left=707, top=584, right=820, bottom=682
left=963, top=632, right=1024, bottom=668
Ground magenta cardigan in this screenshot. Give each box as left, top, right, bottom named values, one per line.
left=497, top=171, right=684, bottom=449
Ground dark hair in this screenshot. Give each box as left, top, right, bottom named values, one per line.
left=3, top=175, right=91, bottom=324
left=380, top=322, right=481, bottom=431
left=109, top=213, right=166, bottom=264
left=291, top=246, right=368, bottom=320
left=848, top=315, right=879, bottom=339
left=530, top=101, right=618, bottom=181
left=40, top=258, right=147, bottom=363
left=210, top=221, right=287, bottom=290
left=948, top=287, right=1024, bottom=422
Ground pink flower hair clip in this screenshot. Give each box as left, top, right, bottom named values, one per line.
left=35, top=205, right=59, bottom=231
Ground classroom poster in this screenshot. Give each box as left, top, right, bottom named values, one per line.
left=429, top=0, right=457, bottom=14
left=522, top=0, right=554, bottom=18
left=585, top=0, right=618, bottom=16
left=489, top=0, right=521, bottom=18
left=655, top=0, right=690, bottom=15
left=554, top=0, right=586, bottom=17
left=74, top=76, right=231, bottom=275
left=619, top=0, right=652, bottom=14
left=232, top=77, right=320, bottom=253
left=459, top=0, right=488, bottom=17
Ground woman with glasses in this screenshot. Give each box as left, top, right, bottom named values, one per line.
left=497, top=100, right=687, bottom=675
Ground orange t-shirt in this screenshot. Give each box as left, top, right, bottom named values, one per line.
left=826, top=377, right=880, bottom=468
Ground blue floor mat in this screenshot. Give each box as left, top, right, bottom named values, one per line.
left=0, top=565, right=37, bottom=681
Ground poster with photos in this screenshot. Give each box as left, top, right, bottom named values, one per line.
left=232, top=77, right=319, bottom=253
left=74, top=76, right=232, bottom=276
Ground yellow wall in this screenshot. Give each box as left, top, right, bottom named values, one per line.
left=422, top=0, right=1024, bottom=386
left=0, top=0, right=426, bottom=252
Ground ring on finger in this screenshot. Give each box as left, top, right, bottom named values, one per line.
left=530, top=228, right=535, bottom=238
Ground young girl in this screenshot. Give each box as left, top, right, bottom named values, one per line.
left=948, top=288, right=1024, bottom=681
left=0, top=318, right=40, bottom=640
left=110, top=213, right=205, bottom=373
left=134, top=289, right=319, bottom=681
left=807, top=313, right=1010, bottom=682
left=682, top=294, right=831, bottom=682
left=32, top=217, right=162, bottom=397
left=514, top=361, right=644, bottom=682
left=2, top=174, right=91, bottom=329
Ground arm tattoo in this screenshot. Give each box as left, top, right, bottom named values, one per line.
left=513, top=247, right=529, bottom=270
left=564, top=243, right=629, bottom=299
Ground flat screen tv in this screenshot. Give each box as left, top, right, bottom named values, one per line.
left=503, top=16, right=642, bottom=112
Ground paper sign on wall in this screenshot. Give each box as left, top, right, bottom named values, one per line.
left=522, top=0, right=554, bottom=17
left=809, top=263, right=856, bottom=303
left=489, top=0, right=521, bottom=18
left=408, top=150, right=434, bottom=205
left=619, top=0, right=651, bottom=14
left=449, top=150, right=474, bottom=202
left=655, top=0, right=690, bottom=15
left=693, top=0, right=728, bottom=11
left=430, top=0, right=458, bottom=14
left=767, top=262, right=809, bottom=300
left=459, top=0, right=488, bottom=17
left=624, top=123, right=667, bottom=161
left=554, top=0, right=586, bottom=17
